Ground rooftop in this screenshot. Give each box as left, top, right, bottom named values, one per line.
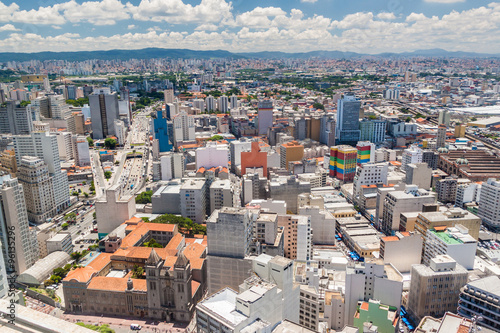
left=466, top=275, right=500, bottom=296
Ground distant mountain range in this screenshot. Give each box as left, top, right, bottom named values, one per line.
left=0, top=47, right=498, bottom=63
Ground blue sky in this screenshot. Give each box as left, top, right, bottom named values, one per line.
left=0, top=0, right=498, bottom=54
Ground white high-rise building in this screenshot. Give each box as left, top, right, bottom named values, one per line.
left=298, top=206, right=336, bottom=245
left=164, top=89, right=174, bottom=104
left=230, top=95, right=238, bottom=109
left=478, top=178, right=500, bottom=229
left=205, top=95, right=215, bottom=111
left=218, top=95, right=229, bottom=113
left=192, top=99, right=205, bottom=113
left=48, top=95, right=71, bottom=120
left=180, top=179, right=206, bottom=224
left=229, top=140, right=252, bottom=174
left=89, top=88, right=119, bottom=140
left=160, top=153, right=184, bottom=181
left=353, top=162, right=389, bottom=198
left=195, top=143, right=229, bottom=170
left=0, top=101, right=33, bottom=135
left=172, top=111, right=195, bottom=145
left=210, top=179, right=233, bottom=214
left=73, top=135, right=91, bottom=167
left=13, top=131, right=70, bottom=214
left=258, top=100, right=273, bottom=136
left=455, top=182, right=481, bottom=208
left=401, top=146, right=423, bottom=173
left=0, top=175, right=39, bottom=274
left=55, top=132, right=74, bottom=161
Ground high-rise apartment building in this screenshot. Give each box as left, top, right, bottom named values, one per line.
left=180, top=179, right=207, bottom=224
left=13, top=131, right=70, bottom=214
left=257, top=100, right=273, bottom=135
left=279, top=141, right=304, bottom=170
left=172, top=111, right=195, bottom=145
left=209, top=179, right=233, bottom=214
left=89, top=88, right=120, bottom=140
left=436, top=124, right=447, bottom=148
left=0, top=100, right=33, bottom=135
left=217, top=95, right=228, bottom=112
left=0, top=175, right=39, bottom=273
left=359, top=118, right=386, bottom=143
left=17, top=156, right=56, bottom=223
left=277, top=214, right=312, bottom=261
left=230, top=95, right=238, bottom=109
left=164, top=89, right=174, bottom=104
left=401, top=146, right=423, bottom=173
left=478, top=178, right=500, bottom=229
left=336, top=95, right=361, bottom=145
left=406, top=163, right=432, bottom=190
left=73, top=135, right=91, bottom=167
left=455, top=182, right=481, bottom=208
left=205, top=95, right=215, bottom=111
left=436, top=176, right=459, bottom=204
left=229, top=139, right=252, bottom=174
left=407, top=255, right=467, bottom=323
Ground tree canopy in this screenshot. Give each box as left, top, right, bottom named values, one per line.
left=151, top=214, right=206, bottom=235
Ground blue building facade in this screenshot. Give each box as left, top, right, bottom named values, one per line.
left=153, top=110, right=173, bottom=152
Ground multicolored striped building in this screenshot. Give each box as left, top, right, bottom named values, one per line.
left=329, top=145, right=357, bottom=181
left=356, top=141, right=375, bottom=165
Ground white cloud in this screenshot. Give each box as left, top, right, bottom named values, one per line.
left=0, top=24, right=19, bottom=32
left=195, top=23, right=219, bottom=31
left=57, top=0, right=129, bottom=25
left=377, top=12, right=396, bottom=20
left=300, top=0, right=318, bottom=3
left=52, top=25, right=62, bottom=30
left=128, top=24, right=136, bottom=29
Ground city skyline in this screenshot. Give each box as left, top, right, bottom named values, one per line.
left=0, top=0, right=499, bottom=54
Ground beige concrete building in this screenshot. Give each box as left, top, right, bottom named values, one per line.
left=406, top=163, right=432, bottom=190
left=0, top=149, right=17, bottom=176
left=279, top=141, right=304, bottom=170
left=414, top=208, right=481, bottom=247
left=277, top=214, right=312, bottom=261
left=379, top=231, right=423, bottom=273
left=407, top=255, right=468, bottom=323
left=96, top=184, right=136, bottom=237
left=17, top=156, right=56, bottom=223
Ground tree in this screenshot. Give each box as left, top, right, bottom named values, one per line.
left=83, top=192, right=89, bottom=198
left=471, top=117, right=477, bottom=121
left=208, top=135, right=224, bottom=141
left=104, top=138, right=117, bottom=149
left=71, top=191, right=79, bottom=196
left=20, top=100, right=31, bottom=107
left=312, top=102, right=324, bottom=110
left=135, top=190, right=153, bottom=204
left=61, top=222, right=69, bottom=229
left=64, top=212, right=77, bottom=221
left=87, top=137, right=94, bottom=147
left=104, top=171, right=112, bottom=179
left=131, top=265, right=145, bottom=279
left=151, top=213, right=206, bottom=235
left=143, top=238, right=163, bottom=248
left=368, top=115, right=378, bottom=120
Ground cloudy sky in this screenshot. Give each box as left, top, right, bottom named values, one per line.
left=0, top=0, right=497, bottom=54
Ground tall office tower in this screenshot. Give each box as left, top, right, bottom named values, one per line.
left=320, top=114, right=336, bottom=146
left=180, top=179, right=207, bottom=224
left=82, top=85, right=93, bottom=97
left=89, top=88, right=119, bottom=140
left=153, top=110, right=172, bottom=153
left=229, top=95, right=238, bottom=109
left=382, top=185, right=436, bottom=235
left=73, top=135, right=91, bottom=167
left=438, top=109, right=450, bottom=126
left=359, top=118, right=386, bottom=143
left=205, top=95, right=215, bottom=111
left=65, top=85, right=77, bottom=100
left=159, top=153, right=184, bottom=181
left=217, top=95, right=229, bottom=113
left=407, top=255, right=467, bottom=323
left=279, top=141, right=304, bottom=170
left=164, top=89, right=174, bottom=104
left=48, top=95, right=71, bottom=119
left=0, top=101, right=33, bottom=135
left=13, top=131, right=70, bottom=214
left=192, top=98, right=205, bottom=113
left=229, top=139, right=251, bottom=174
left=329, top=145, right=357, bottom=181
left=32, top=97, right=50, bottom=119
left=0, top=175, right=39, bottom=273
left=344, top=259, right=403, bottom=326
left=206, top=207, right=255, bottom=294
left=401, top=146, right=423, bottom=173
left=436, top=124, right=447, bottom=148
left=257, top=100, right=273, bottom=135
left=478, top=178, right=500, bottom=229
left=172, top=111, right=195, bottom=145
left=17, top=156, right=56, bottom=224
left=118, top=87, right=131, bottom=126
left=458, top=276, right=500, bottom=332
left=336, top=95, right=361, bottom=145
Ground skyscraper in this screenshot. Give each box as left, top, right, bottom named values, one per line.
left=436, top=124, right=447, bottom=148
left=478, top=178, right=500, bottom=230
left=172, top=111, right=195, bottom=146
left=89, top=88, right=119, bottom=140
left=17, top=156, right=56, bottom=223
left=0, top=100, right=33, bottom=135
left=13, top=131, right=70, bottom=214
left=230, top=95, right=238, bottom=109
left=153, top=110, right=172, bottom=152
left=0, top=175, right=39, bottom=274
left=217, top=95, right=229, bottom=113
left=336, top=95, right=361, bottom=145
left=258, top=100, right=273, bottom=135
